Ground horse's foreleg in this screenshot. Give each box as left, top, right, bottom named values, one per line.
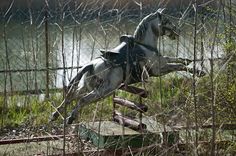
left=164, top=56, right=192, bottom=65
left=160, top=63, right=205, bottom=76
left=159, top=63, right=185, bottom=75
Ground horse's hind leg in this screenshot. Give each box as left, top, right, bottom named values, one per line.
left=164, top=56, right=192, bottom=65
left=51, top=98, right=71, bottom=121
left=66, top=83, right=117, bottom=124
left=50, top=75, right=87, bottom=121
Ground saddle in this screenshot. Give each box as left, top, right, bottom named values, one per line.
left=100, top=35, right=135, bottom=55
left=100, top=35, right=135, bottom=65
left=100, top=35, right=145, bottom=83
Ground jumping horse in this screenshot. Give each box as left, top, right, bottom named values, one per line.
left=51, top=9, right=205, bottom=124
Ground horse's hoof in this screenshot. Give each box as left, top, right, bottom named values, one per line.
left=50, top=111, right=59, bottom=122
left=66, top=116, right=75, bottom=125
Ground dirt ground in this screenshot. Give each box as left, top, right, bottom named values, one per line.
left=0, top=140, right=76, bottom=156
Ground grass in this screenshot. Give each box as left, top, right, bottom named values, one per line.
left=0, top=95, right=51, bottom=128
left=0, top=68, right=236, bottom=155
left=0, top=70, right=235, bottom=127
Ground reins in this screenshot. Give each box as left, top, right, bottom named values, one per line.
left=134, top=40, right=160, bottom=56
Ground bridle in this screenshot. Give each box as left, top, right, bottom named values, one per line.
left=134, top=40, right=161, bottom=56
left=134, top=21, right=178, bottom=56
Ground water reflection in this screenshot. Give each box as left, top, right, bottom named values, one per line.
left=0, top=19, right=136, bottom=91
left=55, top=20, right=136, bottom=87
left=0, top=18, right=224, bottom=92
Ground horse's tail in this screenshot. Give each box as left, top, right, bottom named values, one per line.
left=67, top=64, right=94, bottom=91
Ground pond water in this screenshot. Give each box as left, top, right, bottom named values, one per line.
left=0, top=18, right=131, bottom=91
left=0, top=15, right=224, bottom=93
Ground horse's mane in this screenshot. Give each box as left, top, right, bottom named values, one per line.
left=133, top=12, right=159, bottom=41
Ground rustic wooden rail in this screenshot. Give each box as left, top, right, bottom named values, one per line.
left=119, top=84, right=148, bottom=98
left=113, top=97, right=148, bottom=113
left=112, top=85, right=148, bottom=131
left=113, top=110, right=147, bottom=130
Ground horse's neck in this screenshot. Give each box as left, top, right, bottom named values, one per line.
left=139, top=27, right=157, bottom=48
left=135, top=27, right=160, bottom=77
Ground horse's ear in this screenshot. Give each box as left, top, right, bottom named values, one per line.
left=155, top=8, right=166, bottom=15
left=154, top=8, right=166, bottom=21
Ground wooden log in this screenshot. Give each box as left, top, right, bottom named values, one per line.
left=113, top=111, right=147, bottom=131
left=113, top=97, right=148, bottom=112
left=119, top=84, right=148, bottom=98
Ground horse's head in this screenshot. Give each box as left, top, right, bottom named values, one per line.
left=134, top=9, right=179, bottom=48
left=151, top=8, right=179, bottom=40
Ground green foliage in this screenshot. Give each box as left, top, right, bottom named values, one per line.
left=6, top=102, right=27, bottom=127
left=0, top=95, right=54, bottom=128
left=195, top=74, right=235, bottom=122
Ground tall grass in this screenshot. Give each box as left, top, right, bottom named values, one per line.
left=0, top=95, right=53, bottom=128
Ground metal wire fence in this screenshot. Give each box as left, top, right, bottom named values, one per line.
left=0, top=0, right=158, bottom=96
left=0, top=0, right=236, bottom=155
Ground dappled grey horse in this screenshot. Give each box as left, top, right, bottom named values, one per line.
left=51, top=9, right=205, bottom=124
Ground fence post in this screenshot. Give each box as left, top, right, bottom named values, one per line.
left=193, top=0, right=199, bottom=152
left=45, top=0, right=50, bottom=99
